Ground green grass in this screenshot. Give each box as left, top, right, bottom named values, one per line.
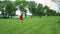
left=0, top=16, right=60, bottom=34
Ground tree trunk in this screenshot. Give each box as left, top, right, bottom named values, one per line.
left=25, top=13, right=26, bottom=17
left=11, top=15, right=12, bottom=18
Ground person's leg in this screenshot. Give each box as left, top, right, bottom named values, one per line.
left=20, top=20, right=22, bottom=25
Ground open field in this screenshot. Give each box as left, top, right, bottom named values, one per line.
left=0, top=16, right=60, bottom=34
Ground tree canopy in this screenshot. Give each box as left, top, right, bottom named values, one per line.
left=0, top=1, right=59, bottom=18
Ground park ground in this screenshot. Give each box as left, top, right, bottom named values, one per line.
left=0, top=16, right=60, bottom=34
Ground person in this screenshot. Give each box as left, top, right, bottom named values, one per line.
left=20, top=13, right=23, bottom=25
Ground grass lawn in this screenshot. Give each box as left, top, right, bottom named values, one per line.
left=0, top=16, right=60, bottom=34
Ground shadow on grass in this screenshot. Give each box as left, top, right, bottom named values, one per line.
left=0, top=17, right=10, bottom=19
left=58, top=20, right=60, bottom=23
left=0, top=17, right=19, bottom=19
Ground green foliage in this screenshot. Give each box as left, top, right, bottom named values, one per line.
left=56, top=12, right=60, bottom=16
left=16, top=0, right=26, bottom=1
left=19, top=1, right=27, bottom=12
left=28, top=1, right=37, bottom=15
left=0, top=1, right=57, bottom=18
left=44, top=5, right=49, bottom=10
left=18, top=1, right=28, bottom=17
left=46, top=9, right=56, bottom=16
left=36, top=4, right=44, bottom=17
left=5, top=1, right=17, bottom=18
left=0, top=1, right=17, bottom=18
left=14, top=1, right=21, bottom=6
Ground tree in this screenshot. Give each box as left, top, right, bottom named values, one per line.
left=19, top=1, right=29, bottom=17
left=28, top=1, right=37, bottom=16
left=14, top=1, right=28, bottom=17
left=46, top=9, right=56, bottom=16
left=0, top=1, right=17, bottom=18
left=36, top=4, right=44, bottom=17
left=0, top=1, right=7, bottom=18
left=44, top=5, right=49, bottom=16
left=5, top=1, right=17, bottom=18
left=56, top=12, right=60, bottom=16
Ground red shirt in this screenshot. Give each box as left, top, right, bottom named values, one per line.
left=20, top=14, right=23, bottom=20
